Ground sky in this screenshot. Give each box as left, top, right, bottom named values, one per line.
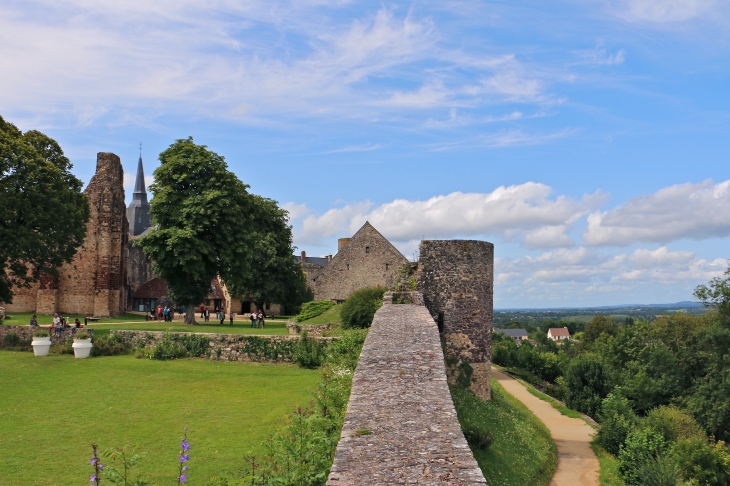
left=1, top=0, right=729, bottom=308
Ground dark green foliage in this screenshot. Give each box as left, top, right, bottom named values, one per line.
left=3, top=332, right=19, bottom=347
left=324, top=329, right=368, bottom=370
left=595, top=392, right=639, bottom=456
left=340, top=287, right=386, bottom=329
left=462, top=423, right=493, bottom=451
left=51, top=338, right=74, bottom=355
left=293, top=332, right=328, bottom=369
left=171, top=333, right=211, bottom=357
left=135, top=138, right=308, bottom=324
left=0, top=116, right=90, bottom=304
left=694, top=266, right=730, bottom=323
left=564, top=354, right=611, bottom=417
left=91, top=334, right=132, bottom=357
left=297, top=301, right=336, bottom=322
left=670, top=437, right=730, bottom=485
left=235, top=336, right=295, bottom=361
left=135, top=334, right=188, bottom=361
left=456, top=360, right=474, bottom=389
left=618, top=428, right=667, bottom=485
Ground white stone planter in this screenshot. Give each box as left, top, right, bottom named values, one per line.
left=72, top=340, right=93, bottom=359
left=31, top=337, right=52, bottom=357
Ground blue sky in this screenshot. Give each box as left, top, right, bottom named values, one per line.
left=2, top=0, right=729, bottom=308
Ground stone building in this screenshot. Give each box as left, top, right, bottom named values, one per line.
left=307, top=222, right=408, bottom=302
left=4, top=153, right=129, bottom=317
left=126, top=153, right=151, bottom=237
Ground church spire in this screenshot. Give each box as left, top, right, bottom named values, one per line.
left=127, top=143, right=151, bottom=236
left=132, top=147, right=147, bottom=205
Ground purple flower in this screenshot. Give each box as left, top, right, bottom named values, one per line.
left=89, top=458, right=97, bottom=466
left=179, top=474, right=188, bottom=483
left=99, top=464, right=104, bottom=471
left=90, top=474, right=97, bottom=482
left=179, top=454, right=190, bottom=463
left=183, top=466, right=188, bottom=471
left=181, top=440, right=190, bottom=451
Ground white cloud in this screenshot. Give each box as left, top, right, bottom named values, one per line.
left=573, top=46, right=627, bottom=65
left=282, top=202, right=311, bottom=221
left=584, top=179, right=730, bottom=246
left=616, top=0, right=717, bottom=22
left=293, top=183, right=607, bottom=246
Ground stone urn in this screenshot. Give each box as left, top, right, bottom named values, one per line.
left=72, top=332, right=93, bottom=359
left=31, top=334, right=52, bottom=357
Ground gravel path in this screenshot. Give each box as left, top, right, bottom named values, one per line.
left=491, top=369, right=599, bottom=486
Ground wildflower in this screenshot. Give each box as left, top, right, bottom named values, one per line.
left=179, top=454, right=190, bottom=463
left=90, top=474, right=97, bottom=482
left=179, top=474, right=188, bottom=483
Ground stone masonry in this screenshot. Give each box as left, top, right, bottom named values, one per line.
left=313, top=222, right=408, bottom=301
left=418, top=240, right=494, bottom=400
left=5, top=153, right=129, bottom=317
left=327, top=298, right=486, bottom=485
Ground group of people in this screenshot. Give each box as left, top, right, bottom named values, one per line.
left=199, top=306, right=235, bottom=325
left=149, top=305, right=174, bottom=322
left=37, top=313, right=84, bottom=336
left=249, top=310, right=265, bottom=328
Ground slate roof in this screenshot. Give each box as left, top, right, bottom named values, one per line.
left=495, top=328, right=529, bottom=338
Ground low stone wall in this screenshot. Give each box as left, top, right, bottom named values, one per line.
left=327, top=298, right=486, bottom=485
left=287, top=324, right=333, bottom=336
left=111, top=330, right=330, bottom=363
left=0, top=324, right=94, bottom=344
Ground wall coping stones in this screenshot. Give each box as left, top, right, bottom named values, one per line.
left=326, top=299, right=487, bottom=485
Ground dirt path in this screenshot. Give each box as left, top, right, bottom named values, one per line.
left=491, top=369, right=599, bottom=486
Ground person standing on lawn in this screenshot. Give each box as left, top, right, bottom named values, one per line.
left=257, top=310, right=264, bottom=328
left=229, top=312, right=234, bottom=325
left=250, top=312, right=256, bottom=328
left=204, top=307, right=210, bottom=324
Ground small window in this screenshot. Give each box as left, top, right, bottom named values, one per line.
left=385, top=263, right=389, bottom=270
left=365, top=246, right=370, bottom=253
left=347, top=264, right=350, bottom=270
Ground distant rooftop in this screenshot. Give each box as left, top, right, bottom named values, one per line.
left=495, top=328, right=528, bottom=337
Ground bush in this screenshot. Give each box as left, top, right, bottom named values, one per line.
left=619, top=428, right=667, bottom=485
left=670, top=437, right=730, bottom=485
left=33, top=330, right=50, bottom=338
left=595, top=391, right=639, bottom=455
left=91, top=334, right=131, bottom=357
left=74, top=331, right=91, bottom=340
left=3, top=333, right=20, bottom=347
left=462, top=422, right=493, bottom=451
left=643, top=406, right=705, bottom=444
left=564, top=354, right=612, bottom=418
left=293, top=332, right=327, bottom=369
left=340, top=287, right=386, bottom=330
left=135, top=334, right=188, bottom=360
left=296, top=300, right=336, bottom=322
left=172, top=333, right=210, bottom=357
left=51, top=338, right=74, bottom=354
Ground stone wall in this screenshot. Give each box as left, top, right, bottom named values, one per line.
left=0, top=324, right=94, bottom=345
left=313, top=222, right=408, bottom=301
left=287, top=323, right=333, bottom=336
left=111, top=330, right=330, bottom=362
left=126, top=241, right=155, bottom=305
left=418, top=240, right=494, bottom=400
left=4, top=153, right=129, bottom=317
left=326, top=297, right=486, bottom=485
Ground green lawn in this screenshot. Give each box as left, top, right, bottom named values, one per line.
left=0, top=351, right=319, bottom=485
left=88, top=320, right=290, bottom=339
left=451, top=379, right=558, bottom=486
left=299, top=304, right=342, bottom=326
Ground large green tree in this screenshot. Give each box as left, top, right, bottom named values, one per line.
left=0, top=115, right=90, bottom=305
left=136, top=137, right=308, bottom=324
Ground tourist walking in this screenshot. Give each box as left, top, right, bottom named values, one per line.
left=229, top=312, right=234, bottom=325
left=200, top=304, right=205, bottom=318
left=219, top=309, right=225, bottom=325
left=257, top=310, right=265, bottom=328
left=204, top=308, right=210, bottom=324
left=249, top=312, right=256, bottom=328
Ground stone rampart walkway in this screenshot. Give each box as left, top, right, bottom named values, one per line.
left=327, top=303, right=486, bottom=485
left=491, top=369, right=599, bottom=486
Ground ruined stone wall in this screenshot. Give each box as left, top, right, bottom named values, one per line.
left=418, top=240, right=494, bottom=400
left=126, top=241, right=155, bottom=303
left=5, top=153, right=129, bottom=317
left=0, top=324, right=94, bottom=345
left=326, top=297, right=486, bottom=485
left=314, top=222, right=408, bottom=301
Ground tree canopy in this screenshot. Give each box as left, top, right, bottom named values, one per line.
left=136, top=137, right=308, bottom=324
left=0, top=115, right=90, bottom=304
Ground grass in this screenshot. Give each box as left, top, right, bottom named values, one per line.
left=523, top=384, right=584, bottom=420
left=0, top=351, right=319, bottom=485
left=298, top=304, right=342, bottom=326
left=451, top=379, right=557, bottom=486
left=88, top=320, right=289, bottom=339
left=591, top=443, right=625, bottom=486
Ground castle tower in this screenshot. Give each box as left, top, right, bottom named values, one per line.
left=126, top=151, right=151, bottom=236
left=418, top=240, right=494, bottom=400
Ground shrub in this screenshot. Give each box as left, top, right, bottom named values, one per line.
left=595, top=391, right=639, bottom=455
left=462, top=422, right=493, bottom=451
left=51, top=338, right=74, bottom=354
left=296, top=300, right=336, bottom=322
left=340, top=287, right=386, bottom=330
left=564, top=354, right=612, bottom=418
left=33, top=330, right=50, bottom=338
left=3, top=333, right=20, bottom=347
left=136, top=334, right=188, bottom=360
left=74, top=331, right=91, bottom=340
left=669, top=437, right=730, bottom=485
left=91, top=334, right=131, bottom=357
left=325, top=329, right=368, bottom=370
left=619, top=428, right=667, bottom=485
left=293, top=332, right=327, bottom=369
left=172, top=333, right=210, bottom=357
left=643, top=406, right=705, bottom=444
